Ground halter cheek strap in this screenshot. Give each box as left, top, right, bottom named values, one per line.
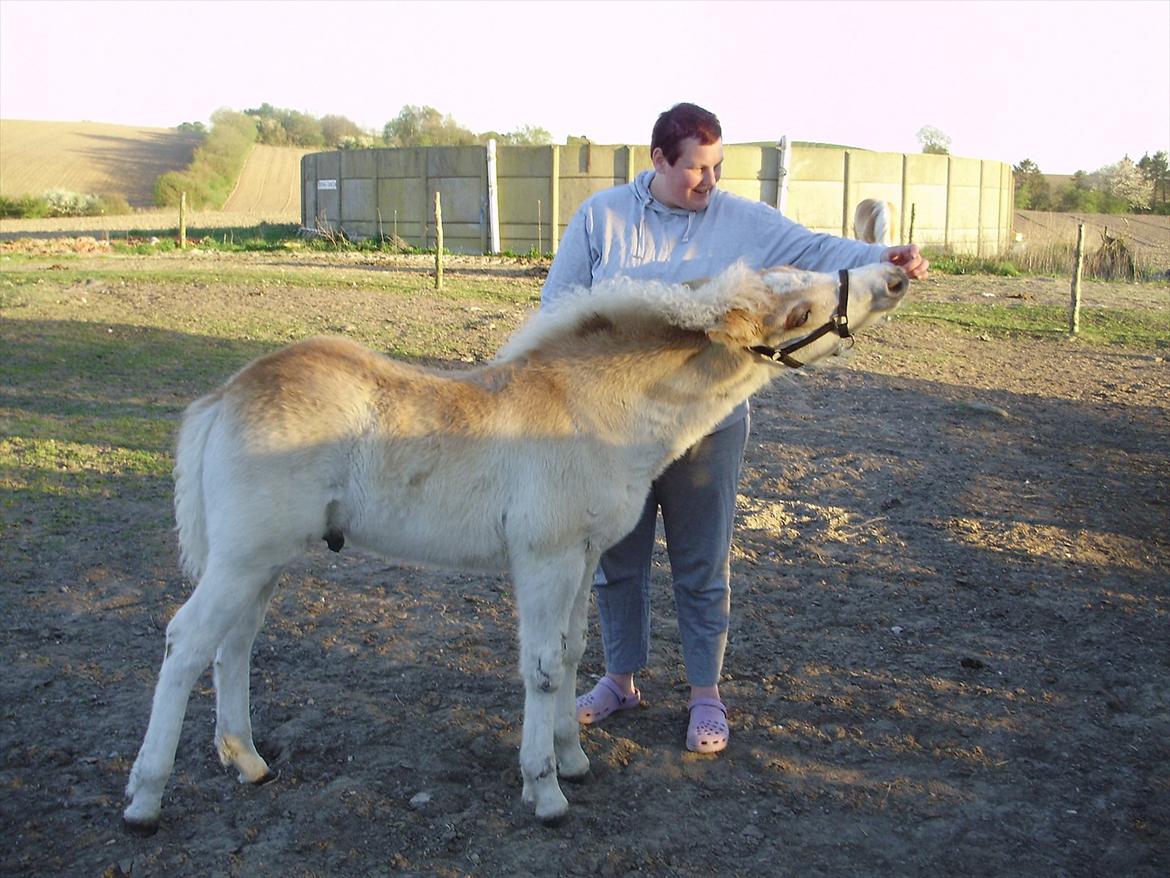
left=749, top=269, right=852, bottom=368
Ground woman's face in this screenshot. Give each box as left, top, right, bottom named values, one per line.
left=651, top=137, right=724, bottom=211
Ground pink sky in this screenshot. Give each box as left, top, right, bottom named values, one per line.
left=2, top=0, right=1167, bottom=174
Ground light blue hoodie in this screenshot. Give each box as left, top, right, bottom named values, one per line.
left=542, top=169, right=888, bottom=303
left=541, top=169, right=889, bottom=428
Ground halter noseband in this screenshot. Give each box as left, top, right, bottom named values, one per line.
left=748, top=268, right=853, bottom=368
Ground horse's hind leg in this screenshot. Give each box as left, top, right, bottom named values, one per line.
left=123, top=556, right=278, bottom=834
left=553, top=562, right=596, bottom=781
left=214, top=576, right=280, bottom=786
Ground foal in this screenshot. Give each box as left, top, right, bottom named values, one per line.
left=854, top=198, right=899, bottom=245
left=123, top=261, right=909, bottom=832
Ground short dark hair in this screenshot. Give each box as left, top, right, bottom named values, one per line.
left=651, top=103, right=722, bottom=165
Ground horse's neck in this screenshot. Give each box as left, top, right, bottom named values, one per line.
left=552, top=335, right=765, bottom=457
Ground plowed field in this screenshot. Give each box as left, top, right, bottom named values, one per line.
left=223, top=144, right=312, bottom=218
left=1016, top=210, right=1170, bottom=264
left=0, top=119, right=200, bottom=207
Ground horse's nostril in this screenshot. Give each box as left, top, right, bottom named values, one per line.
left=888, top=277, right=907, bottom=296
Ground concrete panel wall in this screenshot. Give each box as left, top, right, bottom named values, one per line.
left=903, top=154, right=950, bottom=248
left=786, top=147, right=847, bottom=233
left=303, top=142, right=1013, bottom=256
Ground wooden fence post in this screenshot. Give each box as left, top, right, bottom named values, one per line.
left=434, top=191, right=443, bottom=290
left=1069, top=222, right=1085, bottom=335
left=179, top=191, right=187, bottom=249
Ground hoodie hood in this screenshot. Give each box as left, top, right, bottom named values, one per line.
left=631, top=169, right=698, bottom=256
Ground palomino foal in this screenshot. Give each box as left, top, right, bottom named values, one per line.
left=123, top=261, right=909, bottom=832
left=854, top=198, right=899, bottom=245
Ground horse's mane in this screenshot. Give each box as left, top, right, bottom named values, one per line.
left=497, top=260, right=803, bottom=362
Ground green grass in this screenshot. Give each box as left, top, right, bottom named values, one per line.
left=898, top=301, right=1169, bottom=346
left=926, top=252, right=1021, bottom=277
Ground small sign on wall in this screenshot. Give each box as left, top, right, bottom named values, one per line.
left=317, top=179, right=338, bottom=191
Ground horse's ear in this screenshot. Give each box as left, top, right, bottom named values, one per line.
left=708, top=308, right=764, bottom=347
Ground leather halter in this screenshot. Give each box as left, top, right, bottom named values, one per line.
left=748, top=269, right=853, bottom=368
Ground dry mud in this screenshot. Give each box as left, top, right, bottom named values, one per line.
left=2, top=255, right=1167, bottom=877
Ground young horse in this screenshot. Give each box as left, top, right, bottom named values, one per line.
left=854, top=198, right=899, bottom=245
left=123, top=261, right=909, bottom=832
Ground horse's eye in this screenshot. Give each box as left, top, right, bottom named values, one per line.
left=801, top=309, right=811, bottom=325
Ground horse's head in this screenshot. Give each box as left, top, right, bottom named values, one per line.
left=705, top=262, right=908, bottom=367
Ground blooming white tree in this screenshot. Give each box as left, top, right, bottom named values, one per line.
left=1098, top=157, right=1153, bottom=210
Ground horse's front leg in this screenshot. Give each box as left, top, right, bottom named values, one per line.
left=512, top=550, right=588, bottom=823
left=553, top=555, right=598, bottom=781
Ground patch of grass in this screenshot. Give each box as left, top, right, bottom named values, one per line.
left=925, top=251, right=1021, bottom=277
left=107, top=223, right=303, bottom=253
left=898, top=301, right=1169, bottom=347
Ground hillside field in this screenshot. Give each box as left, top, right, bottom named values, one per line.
left=0, top=120, right=309, bottom=224
left=0, top=119, right=201, bottom=207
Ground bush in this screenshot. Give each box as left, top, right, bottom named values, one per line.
left=154, top=109, right=258, bottom=209
left=0, top=195, right=50, bottom=218
left=0, top=191, right=132, bottom=218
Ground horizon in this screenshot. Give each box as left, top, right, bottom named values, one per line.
left=1, top=0, right=1167, bottom=176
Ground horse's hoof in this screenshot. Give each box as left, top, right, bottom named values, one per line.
left=122, top=815, right=159, bottom=837
left=252, top=768, right=280, bottom=786
left=559, top=767, right=590, bottom=785
left=537, top=809, right=571, bottom=828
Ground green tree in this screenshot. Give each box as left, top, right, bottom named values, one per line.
left=320, top=114, right=366, bottom=147
left=382, top=106, right=477, bottom=146
left=1013, top=158, right=1051, bottom=210
left=1054, top=168, right=1130, bottom=214
left=244, top=104, right=326, bottom=147
left=917, top=125, right=951, bottom=155
left=280, top=110, right=325, bottom=148
left=490, top=124, right=554, bottom=145
left=1137, top=150, right=1169, bottom=211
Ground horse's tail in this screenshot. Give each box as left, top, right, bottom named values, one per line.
left=173, top=390, right=223, bottom=582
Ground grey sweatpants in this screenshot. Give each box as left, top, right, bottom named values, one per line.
left=595, top=415, right=749, bottom=687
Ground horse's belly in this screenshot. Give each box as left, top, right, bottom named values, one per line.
left=348, top=504, right=509, bottom=573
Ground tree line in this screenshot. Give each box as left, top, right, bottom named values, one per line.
left=1014, top=153, right=1168, bottom=215
left=226, top=103, right=561, bottom=149
left=917, top=125, right=1168, bottom=215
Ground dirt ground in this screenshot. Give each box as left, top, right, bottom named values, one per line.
left=2, top=251, right=1168, bottom=877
